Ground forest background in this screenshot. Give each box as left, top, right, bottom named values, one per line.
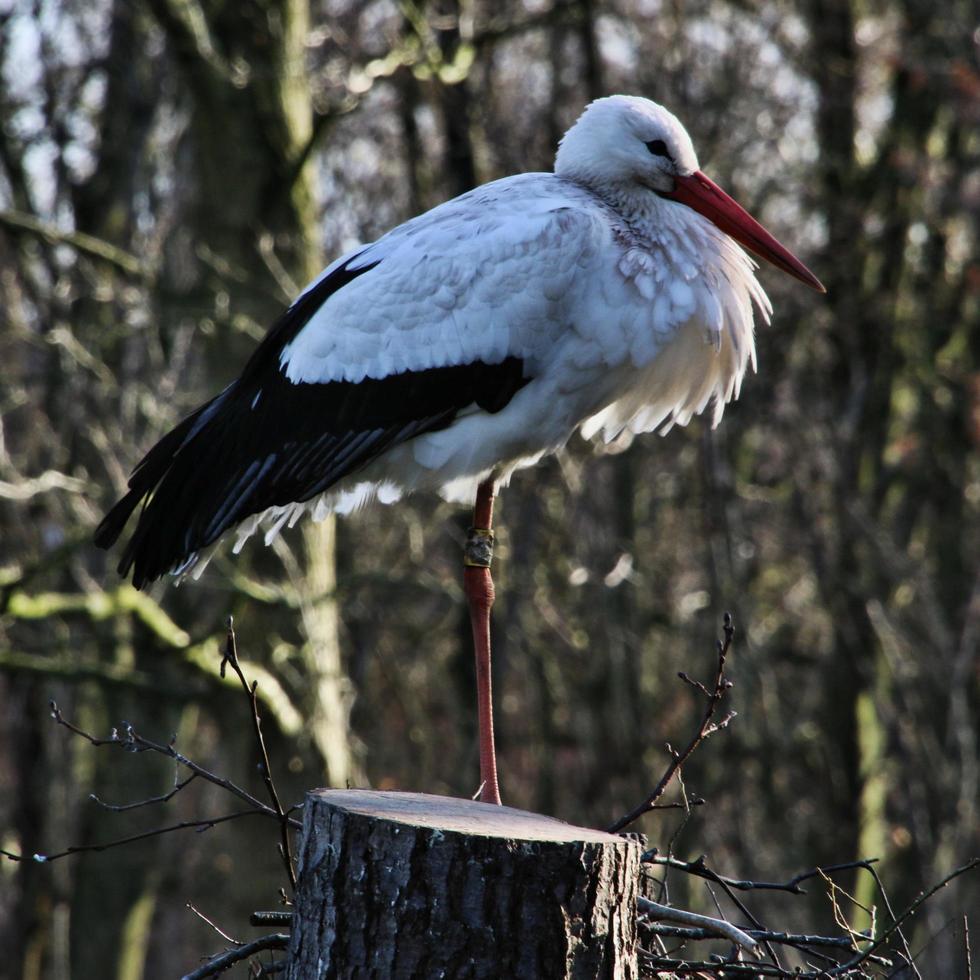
left=0, top=0, right=977, bottom=977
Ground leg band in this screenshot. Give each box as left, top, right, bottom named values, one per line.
left=464, top=527, right=495, bottom=568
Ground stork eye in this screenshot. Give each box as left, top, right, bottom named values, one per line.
left=645, top=139, right=671, bottom=160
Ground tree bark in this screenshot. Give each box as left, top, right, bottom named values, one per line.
left=285, top=790, right=640, bottom=979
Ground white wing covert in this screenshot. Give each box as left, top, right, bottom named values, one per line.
left=281, top=174, right=609, bottom=385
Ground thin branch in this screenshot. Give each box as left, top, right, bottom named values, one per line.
left=643, top=852, right=880, bottom=895
left=648, top=799, right=705, bottom=811
left=90, top=772, right=198, bottom=812
left=819, top=868, right=876, bottom=952
left=144, top=0, right=235, bottom=86
left=704, top=864, right=782, bottom=969
left=824, top=859, right=980, bottom=976
left=638, top=896, right=759, bottom=954
left=48, top=701, right=294, bottom=824
left=642, top=922, right=890, bottom=962
left=0, top=207, right=147, bottom=277
left=250, top=912, right=293, bottom=928
left=220, top=618, right=298, bottom=890
left=608, top=614, right=735, bottom=833
left=0, top=469, right=87, bottom=500
left=866, top=859, right=918, bottom=978
left=179, top=933, right=289, bottom=980
left=639, top=953, right=837, bottom=978
left=640, top=859, right=979, bottom=978
left=645, top=853, right=885, bottom=972
left=0, top=810, right=268, bottom=863
left=186, top=904, right=242, bottom=946
left=966, top=914, right=973, bottom=980
left=256, top=231, right=300, bottom=303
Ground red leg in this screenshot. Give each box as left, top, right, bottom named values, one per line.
left=463, top=479, right=501, bottom=805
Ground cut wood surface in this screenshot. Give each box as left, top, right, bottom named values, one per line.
left=285, top=789, right=641, bottom=979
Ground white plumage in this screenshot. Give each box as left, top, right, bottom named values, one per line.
left=97, top=95, right=821, bottom=587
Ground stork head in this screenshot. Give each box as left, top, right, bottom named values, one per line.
left=556, top=95, right=825, bottom=292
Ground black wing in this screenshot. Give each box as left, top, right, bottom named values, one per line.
left=96, top=258, right=530, bottom=588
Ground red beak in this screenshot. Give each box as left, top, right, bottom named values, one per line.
left=663, top=171, right=825, bottom=292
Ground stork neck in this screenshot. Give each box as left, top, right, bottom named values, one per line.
left=604, top=181, right=652, bottom=214
left=574, top=176, right=674, bottom=237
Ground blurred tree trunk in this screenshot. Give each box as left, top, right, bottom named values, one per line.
left=806, top=0, right=866, bottom=867
left=575, top=0, right=603, bottom=101
left=43, top=4, right=177, bottom=977
left=55, top=2, right=353, bottom=975
left=433, top=0, right=478, bottom=197
left=806, top=0, right=972, bottom=928
left=142, top=0, right=354, bottom=788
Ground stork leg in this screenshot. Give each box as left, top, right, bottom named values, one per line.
left=463, top=479, right=501, bottom=805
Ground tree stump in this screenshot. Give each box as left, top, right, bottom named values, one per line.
left=285, top=789, right=640, bottom=979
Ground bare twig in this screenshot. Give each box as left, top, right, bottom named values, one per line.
left=641, top=922, right=891, bottom=964
left=0, top=675, right=306, bottom=869
left=648, top=798, right=705, bottom=811
left=220, top=617, right=297, bottom=890
left=639, top=954, right=844, bottom=977
left=48, top=701, right=295, bottom=825
left=607, top=614, right=736, bottom=833
left=824, top=859, right=980, bottom=976
left=0, top=810, right=269, bottom=863
left=0, top=469, right=87, bottom=501
left=641, top=853, right=897, bottom=973
left=0, top=207, right=147, bottom=277
left=179, top=933, right=289, bottom=980
left=640, top=859, right=980, bottom=979
left=90, top=772, right=198, bottom=812
left=250, top=911, right=293, bottom=928
left=638, top=896, right=759, bottom=954
left=186, top=904, right=242, bottom=946
left=865, top=860, right=918, bottom=978
left=819, top=868, right=876, bottom=953
left=643, top=852, right=880, bottom=895
left=966, top=914, right=973, bottom=980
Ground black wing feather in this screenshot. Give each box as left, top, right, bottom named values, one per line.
left=96, top=257, right=530, bottom=588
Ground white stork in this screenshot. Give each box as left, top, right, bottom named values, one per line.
left=97, top=95, right=823, bottom=805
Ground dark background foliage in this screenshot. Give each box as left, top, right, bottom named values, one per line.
left=0, top=0, right=977, bottom=976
